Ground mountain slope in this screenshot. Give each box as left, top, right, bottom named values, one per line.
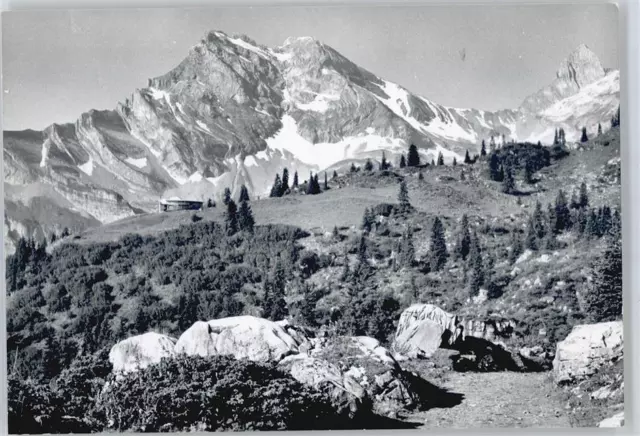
left=3, top=32, right=619, bottom=253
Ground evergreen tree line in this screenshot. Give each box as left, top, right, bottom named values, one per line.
left=506, top=185, right=620, bottom=258
left=451, top=214, right=499, bottom=297
left=270, top=168, right=326, bottom=197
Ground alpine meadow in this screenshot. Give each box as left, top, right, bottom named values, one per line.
left=3, top=5, right=624, bottom=433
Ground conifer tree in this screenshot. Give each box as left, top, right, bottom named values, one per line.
left=407, top=144, right=421, bottom=167
left=524, top=160, right=534, bottom=184
left=431, top=158, right=436, bottom=166
left=502, top=163, right=515, bottom=194
left=576, top=208, right=588, bottom=235
left=579, top=182, right=589, bottom=208
left=397, top=226, right=415, bottom=268
left=418, top=171, right=424, bottom=180
left=454, top=214, right=472, bottom=261
left=453, top=157, right=458, bottom=166
left=559, top=128, right=566, bottom=145
left=509, top=231, right=524, bottom=264
left=489, top=153, right=502, bottom=181
left=223, top=187, right=232, bottom=205
left=481, top=140, right=487, bottom=157
left=264, top=259, right=288, bottom=321
left=468, top=232, right=484, bottom=295
left=570, top=191, right=580, bottom=209
left=361, top=207, right=374, bottom=232
left=306, top=172, right=321, bottom=195
left=324, top=172, right=328, bottom=190
left=281, top=168, right=290, bottom=194
left=293, top=171, right=299, bottom=188
left=398, top=180, right=411, bottom=211
left=364, top=159, right=374, bottom=172
left=332, top=170, right=338, bottom=180
left=598, top=123, right=602, bottom=136
left=350, top=163, right=358, bottom=173
left=399, top=154, right=407, bottom=168
left=357, top=234, right=369, bottom=265
left=600, top=206, right=613, bottom=236
left=460, top=170, right=466, bottom=181
left=269, top=174, right=282, bottom=198
left=532, top=201, right=546, bottom=239
left=611, top=208, right=622, bottom=236
left=437, top=152, right=445, bottom=166
left=464, top=150, right=471, bottom=164
left=490, top=135, right=496, bottom=151
left=554, top=189, right=571, bottom=232
left=239, top=184, right=250, bottom=202
left=238, top=200, right=255, bottom=233
left=224, top=199, right=239, bottom=235
left=585, top=208, right=600, bottom=238
left=380, top=152, right=389, bottom=171
left=332, top=225, right=340, bottom=240
left=525, top=217, right=538, bottom=250
left=584, top=229, right=622, bottom=322
left=207, top=198, right=214, bottom=208
left=63, top=226, right=71, bottom=237
left=429, top=216, right=448, bottom=272
left=580, top=127, right=589, bottom=143
left=554, top=128, right=559, bottom=145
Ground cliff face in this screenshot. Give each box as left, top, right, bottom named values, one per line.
left=4, top=33, right=619, bottom=254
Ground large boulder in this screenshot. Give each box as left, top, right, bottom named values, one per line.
left=175, top=316, right=305, bottom=362
left=393, top=304, right=460, bottom=358
left=280, top=355, right=370, bottom=419
left=552, top=321, right=623, bottom=384
left=109, top=332, right=177, bottom=373
left=308, top=336, right=416, bottom=417
left=460, top=318, right=517, bottom=342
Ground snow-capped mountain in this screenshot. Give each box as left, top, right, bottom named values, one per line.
left=3, top=32, right=619, bottom=253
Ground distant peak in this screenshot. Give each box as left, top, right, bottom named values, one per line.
left=283, top=36, right=319, bottom=46
left=556, top=43, right=604, bottom=88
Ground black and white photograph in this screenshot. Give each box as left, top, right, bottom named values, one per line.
left=2, top=3, right=624, bottom=432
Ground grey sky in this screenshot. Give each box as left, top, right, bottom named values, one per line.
left=2, top=4, right=618, bottom=131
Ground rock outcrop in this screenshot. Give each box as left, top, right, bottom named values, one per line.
left=109, top=332, right=177, bottom=373
left=282, top=356, right=370, bottom=418
left=597, top=411, right=624, bottom=428
left=174, top=316, right=304, bottom=362
left=393, top=304, right=461, bottom=358
left=552, top=321, right=623, bottom=384
left=283, top=335, right=416, bottom=417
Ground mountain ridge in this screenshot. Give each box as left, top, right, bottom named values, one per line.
left=3, top=31, right=620, bottom=254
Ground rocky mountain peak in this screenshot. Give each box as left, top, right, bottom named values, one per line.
left=555, top=44, right=605, bottom=89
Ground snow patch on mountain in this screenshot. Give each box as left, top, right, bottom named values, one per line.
left=125, top=157, right=148, bottom=169
left=541, top=71, right=619, bottom=122
left=296, top=92, right=341, bottom=113
left=228, top=36, right=270, bottom=59
left=39, top=143, right=49, bottom=168
left=372, top=80, right=427, bottom=133
left=266, top=115, right=406, bottom=170
left=244, top=156, right=258, bottom=167
left=196, top=120, right=213, bottom=134
left=189, top=172, right=204, bottom=182
left=78, top=158, right=94, bottom=176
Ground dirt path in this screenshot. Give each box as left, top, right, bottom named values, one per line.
left=405, top=371, right=571, bottom=429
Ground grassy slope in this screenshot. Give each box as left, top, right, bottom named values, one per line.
left=71, top=133, right=620, bottom=346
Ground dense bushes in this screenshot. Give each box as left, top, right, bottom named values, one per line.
left=6, top=222, right=310, bottom=383
left=98, top=355, right=347, bottom=432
